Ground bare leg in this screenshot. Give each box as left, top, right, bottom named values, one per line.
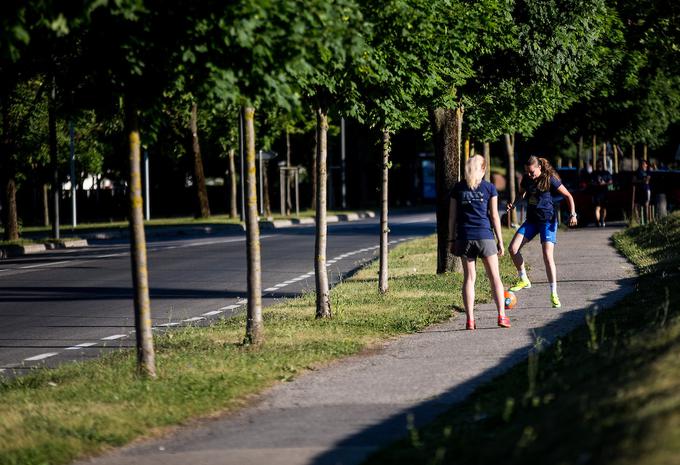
left=482, top=253, right=506, bottom=318
left=462, top=257, right=477, bottom=323
left=542, top=241, right=557, bottom=285
left=509, top=232, right=530, bottom=274
left=594, top=205, right=601, bottom=225
left=601, top=207, right=607, bottom=225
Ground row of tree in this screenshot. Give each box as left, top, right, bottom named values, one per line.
left=1, top=0, right=677, bottom=376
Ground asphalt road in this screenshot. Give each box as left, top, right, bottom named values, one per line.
left=0, top=211, right=435, bottom=376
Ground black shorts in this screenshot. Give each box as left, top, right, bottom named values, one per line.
left=454, top=239, right=497, bottom=259
left=636, top=189, right=651, bottom=205
left=592, top=192, right=608, bottom=207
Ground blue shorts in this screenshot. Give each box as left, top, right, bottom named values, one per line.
left=517, top=221, right=558, bottom=244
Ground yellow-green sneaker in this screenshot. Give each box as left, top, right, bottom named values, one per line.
left=509, top=278, right=532, bottom=292
left=551, top=292, right=561, bottom=308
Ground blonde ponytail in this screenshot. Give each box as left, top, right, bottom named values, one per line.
left=464, top=154, right=486, bottom=190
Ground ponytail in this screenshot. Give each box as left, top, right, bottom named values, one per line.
left=464, top=154, right=486, bottom=190
left=526, top=155, right=560, bottom=192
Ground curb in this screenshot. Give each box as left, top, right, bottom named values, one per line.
left=2, top=211, right=376, bottom=258
left=0, top=239, right=89, bottom=259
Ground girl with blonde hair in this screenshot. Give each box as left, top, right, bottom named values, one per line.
left=448, top=154, right=510, bottom=330
left=507, top=156, right=578, bottom=308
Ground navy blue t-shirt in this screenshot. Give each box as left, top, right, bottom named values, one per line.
left=521, top=175, right=562, bottom=223
left=591, top=169, right=613, bottom=194
left=451, top=180, right=497, bottom=240
left=635, top=168, right=651, bottom=192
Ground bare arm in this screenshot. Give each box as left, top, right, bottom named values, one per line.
left=557, top=184, right=578, bottom=227
left=489, top=196, right=504, bottom=256
left=507, top=186, right=526, bottom=211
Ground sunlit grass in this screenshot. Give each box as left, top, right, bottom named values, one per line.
left=0, top=230, right=516, bottom=465
left=366, top=212, right=680, bottom=465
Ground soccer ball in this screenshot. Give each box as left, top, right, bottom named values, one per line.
left=504, top=290, right=517, bottom=309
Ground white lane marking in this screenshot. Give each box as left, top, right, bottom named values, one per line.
left=282, top=280, right=297, bottom=285
left=6, top=235, right=276, bottom=276
left=65, top=342, right=98, bottom=350
left=236, top=299, right=248, bottom=305
left=202, top=310, right=223, bottom=316
left=327, top=260, right=337, bottom=264
left=157, top=322, right=180, bottom=327
left=183, top=317, right=204, bottom=322
left=101, top=334, right=127, bottom=340
left=24, top=352, right=58, bottom=361
left=218, top=304, right=240, bottom=310
left=264, top=287, right=278, bottom=292
left=20, top=260, right=71, bottom=270
left=290, top=276, right=305, bottom=281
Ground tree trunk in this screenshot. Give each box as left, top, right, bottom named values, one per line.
left=315, top=107, right=331, bottom=318
left=48, top=77, right=60, bottom=239
left=592, top=134, right=597, bottom=168
left=243, top=106, right=264, bottom=344
left=228, top=148, right=238, bottom=219
left=614, top=144, right=620, bottom=173
left=190, top=102, right=210, bottom=218
left=483, top=142, right=491, bottom=182
left=42, top=183, right=50, bottom=227
left=2, top=179, right=19, bottom=241
left=0, top=94, right=19, bottom=241
left=578, top=135, right=584, bottom=169
left=431, top=107, right=463, bottom=274
left=464, top=137, right=470, bottom=162
left=285, top=129, right=292, bottom=215
left=125, top=98, right=156, bottom=378
left=643, top=143, right=648, bottom=161
left=311, top=130, right=317, bottom=212
left=263, top=160, right=272, bottom=218
left=504, top=133, right=516, bottom=226
left=632, top=144, right=637, bottom=170
left=379, top=129, right=390, bottom=295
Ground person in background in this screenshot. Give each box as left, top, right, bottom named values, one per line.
left=448, top=154, right=510, bottom=330
left=506, top=156, right=578, bottom=308
left=590, top=159, right=613, bottom=227
left=634, top=159, right=652, bottom=224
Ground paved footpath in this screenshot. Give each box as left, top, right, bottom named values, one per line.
left=77, top=226, right=636, bottom=465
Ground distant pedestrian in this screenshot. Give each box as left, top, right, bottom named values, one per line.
left=506, top=156, right=578, bottom=308
left=590, top=159, right=613, bottom=227
left=448, top=154, right=510, bottom=330
left=633, top=159, right=652, bottom=223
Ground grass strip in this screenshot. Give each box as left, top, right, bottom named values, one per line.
left=365, top=212, right=680, bottom=465
left=3, top=210, right=369, bottom=237
left=0, top=232, right=516, bottom=465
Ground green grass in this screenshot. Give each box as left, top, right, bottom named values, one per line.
left=365, top=212, right=680, bottom=465
left=0, top=231, right=515, bottom=465
left=6, top=209, right=369, bottom=237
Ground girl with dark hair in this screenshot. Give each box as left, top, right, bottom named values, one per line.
left=449, top=154, right=510, bottom=330
left=506, top=156, right=577, bottom=308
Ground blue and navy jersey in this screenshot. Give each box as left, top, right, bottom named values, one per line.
left=521, top=175, right=562, bottom=223
left=451, top=180, right=497, bottom=240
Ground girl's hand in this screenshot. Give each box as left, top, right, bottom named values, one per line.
left=497, top=242, right=505, bottom=257
left=569, top=215, right=578, bottom=227
left=506, top=202, right=514, bottom=212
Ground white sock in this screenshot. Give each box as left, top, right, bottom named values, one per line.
left=550, top=282, right=557, bottom=294
left=519, top=269, right=528, bottom=281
